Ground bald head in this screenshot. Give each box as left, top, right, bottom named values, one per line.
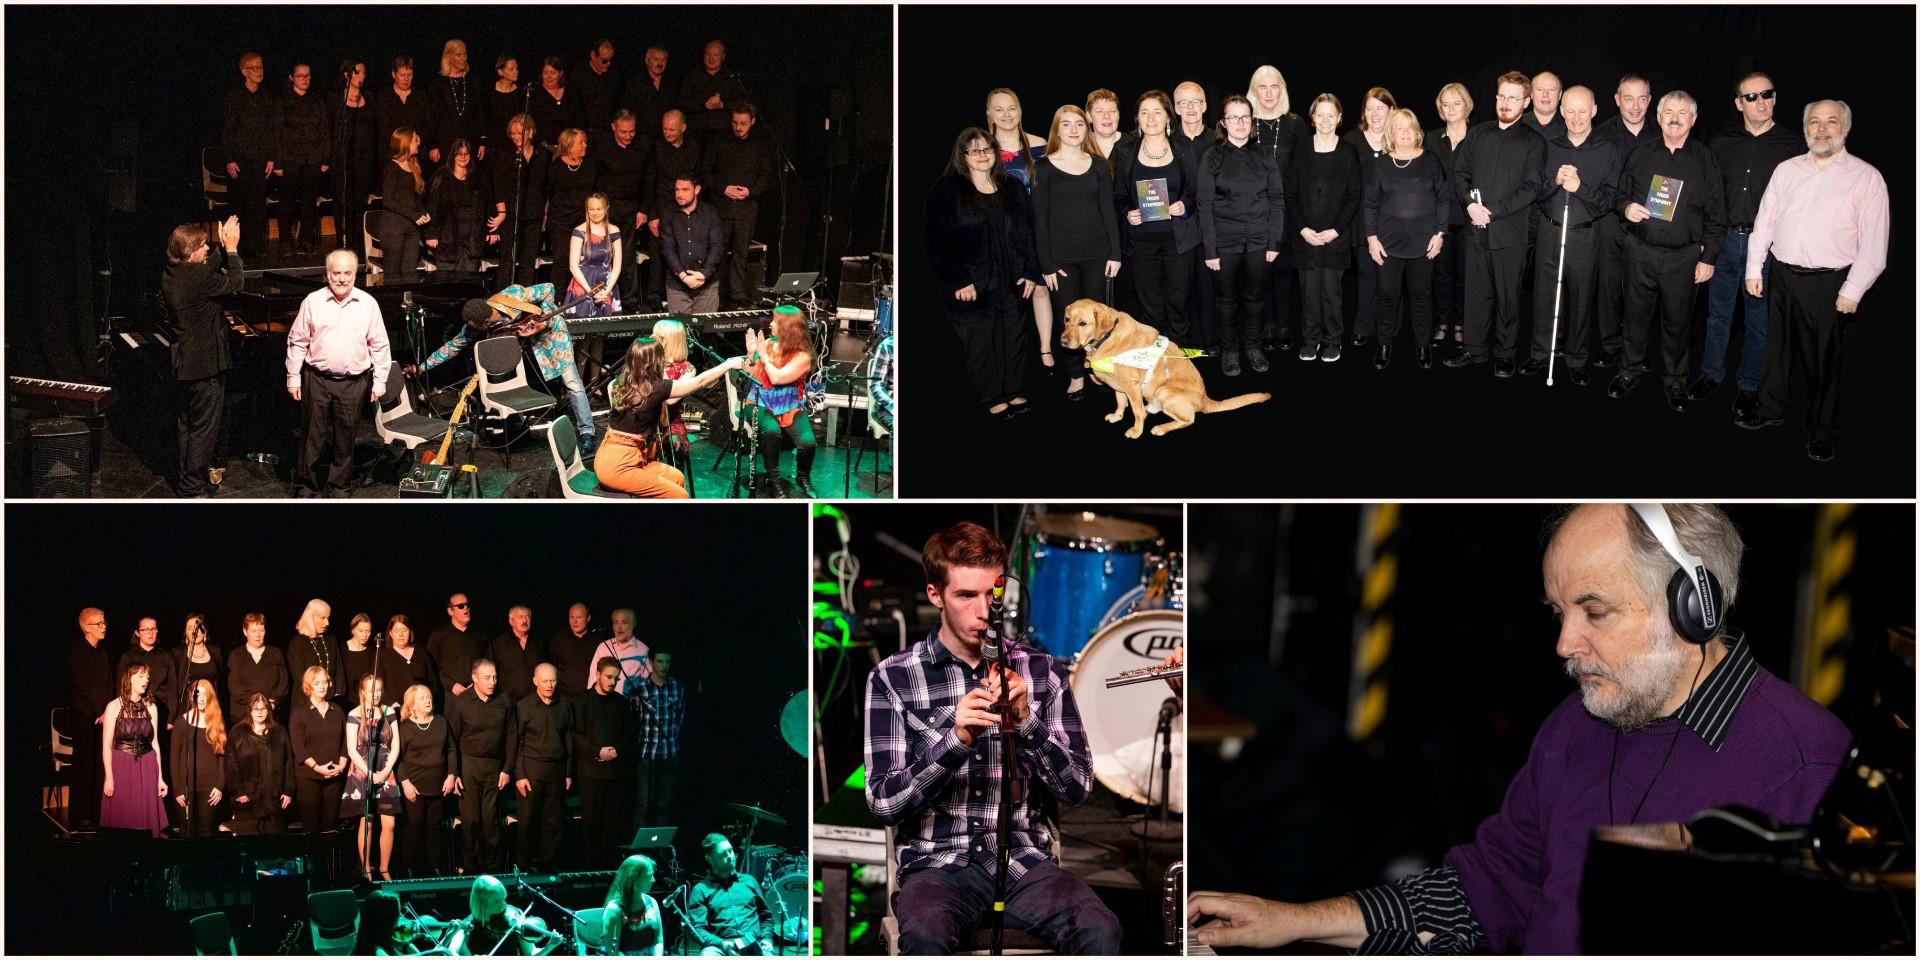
left=1532, top=71, right=1562, bottom=117
left=534, top=662, right=558, bottom=700
left=1562, top=86, right=1596, bottom=136
left=568, top=603, right=591, bottom=636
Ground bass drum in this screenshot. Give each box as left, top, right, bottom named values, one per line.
left=1026, top=514, right=1161, bottom=659
left=769, top=865, right=810, bottom=947
left=1069, top=610, right=1184, bottom=810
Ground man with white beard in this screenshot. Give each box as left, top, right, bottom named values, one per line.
left=1188, top=503, right=1850, bottom=955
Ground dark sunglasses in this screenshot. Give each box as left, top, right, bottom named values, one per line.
left=451, top=602, right=470, bottom=609
left=1738, top=89, right=1776, bottom=103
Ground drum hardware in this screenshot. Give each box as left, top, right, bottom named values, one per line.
left=1026, top=513, right=1164, bottom=658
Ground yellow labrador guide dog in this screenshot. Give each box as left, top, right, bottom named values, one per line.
left=1058, top=299, right=1270, bottom=437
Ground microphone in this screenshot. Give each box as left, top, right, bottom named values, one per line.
left=1157, top=697, right=1182, bottom=729
left=983, top=575, right=1007, bottom=665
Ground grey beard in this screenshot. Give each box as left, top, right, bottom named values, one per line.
left=1566, top=628, right=1689, bottom=731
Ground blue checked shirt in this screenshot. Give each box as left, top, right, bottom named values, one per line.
left=632, top=675, right=685, bottom=761
left=865, top=631, right=1092, bottom=882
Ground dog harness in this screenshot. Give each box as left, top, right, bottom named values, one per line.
left=1088, top=336, right=1206, bottom=386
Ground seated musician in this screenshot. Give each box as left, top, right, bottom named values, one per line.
left=742, top=307, right=817, bottom=499
left=596, top=337, right=741, bottom=498
left=651, top=318, right=699, bottom=455
left=445, top=875, right=564, bottom=956
left=602, top=854, right=666, bottom=956
left=404, top=285, right=596, bottom=456
left=865, top=522, right=1122, bottom=956
left=351, top=889, right=451, bottom=956
left=687, top=834, right=775, bottom=956
left=1188, top=504, right=1851, bottom=955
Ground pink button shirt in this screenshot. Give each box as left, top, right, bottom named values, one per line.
left=286, top=286, right=391, bottom=394
left=1747, top=150, right=1890, bottom=303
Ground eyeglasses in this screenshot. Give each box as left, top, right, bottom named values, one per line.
left=1738, top=89, right=1776, bottom=103
left=1175, top=99, right=1203, bottom=109
left=292, top=73, right=311, bottom=80
left=1494, top=95, right=1525, bottom=104
left=964, top=147, right=995, bottom=157
left=1223, top=115, right=1252, bottom=123
left=451, top=602, right=470, bottom=609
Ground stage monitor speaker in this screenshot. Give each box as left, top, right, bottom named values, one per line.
left=835, top=282, right=876, bottom=325
left=29, top=417, right=93, bottom=498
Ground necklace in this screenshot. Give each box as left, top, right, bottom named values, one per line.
left=1141, top=140, right=1170, bottom=161
left=412, top=716, right=432, bottom=731
left=565, top=159, right=583, bottom=172
left=1391, top=154, right=1413, bottom=169
left=447, top=74, right=469, bottom=116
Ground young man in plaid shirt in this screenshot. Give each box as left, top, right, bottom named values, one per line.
left=632, top=645, right=683, bottom=828
left=864, top=522, right=1123, bottom=955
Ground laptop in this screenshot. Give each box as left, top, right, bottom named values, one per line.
left=624, top=826, right=679, bottom=849
left=765, top=272, right=819, bottom=295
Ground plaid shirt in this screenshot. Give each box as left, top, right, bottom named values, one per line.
left=421, top=282, right=578, bottom=383
left=865, top=631, right=1091, bottom=882
left=632, top=675, right=685, bottom=760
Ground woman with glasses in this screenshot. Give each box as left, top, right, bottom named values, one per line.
left=1112, top=91, right=1198, bottom=341
left=1427, top=83, right=1475, bottom=345
left=926, top=127, right=1040, bottom=420
left=1032, top=104, right=1120, bottom=401
left=1198, top=95, right=1285, bottom=376
left=1364, top=108, right=1449, bottom=370
left=1343, top=88, right=1397, bottom=349
left=1248, top=66, right=1309, bottom=354
left=1287, top=94, right=1363, bottom=361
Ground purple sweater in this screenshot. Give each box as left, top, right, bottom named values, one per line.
left=1356, top=635, right=1850, bottom=955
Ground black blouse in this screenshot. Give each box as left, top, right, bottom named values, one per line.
left=1285, top=139, right=1364, bottom=265
left=1031, top=156, right=1122, bottom=273
left=290, top=700, right=347, bottom=779
left=1425, top=126, right=1470, bottom=227
left=1364, top=151, right=1450, bottom=259
left=1197, top=140, right=1286, bottom=258
left=225, top=723, right=295, bottom=805
left=171, top=715, right=226, bottom=792
left=396, top=716, right=455, bottom=794
left=381, top=162, right=429, bottom=226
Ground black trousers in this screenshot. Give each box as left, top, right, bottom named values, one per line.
left=633, top=756, right=679, bottom=828
left=401, top=791, right=445, bottom=877
left=1127, top=232, right=1192, bottom=337
left=1432, top=224, right=1468, bottom=335
left=721, top=215, right=758, bottom=307
left=294, top=366, right=370, bottom=495
left=579, top=776, right=626, bottom=868
left=177, top=374, right=224, bottom=497
left=1462, top=237, right=1527, bottom=360
left=377, top=215, right=422, bottom=283
left=332, top=167, right=370, bottom=251
left=230, top=157, right=271, bottom=256
left=645, top=228, right=667, bottom=306
left=549, top=220, right=580, bottom=292
left=1188, top=246, right=1221, bottom=349
left=1530, top=219, right=1599, bottom=367
left=1213, top=248, right=1272, bottom=350
left=1052, top=259, right=1108, bottom=368
left=516, top=771, right=565, bottom=870
left=1298, top=267, right=1346, bottom=345
left=1376, top=255, right=1436, bottom=346
left=459, top=755, right=504, bottom=872
left=230, top=796, right=285, bottom=834
left=1262, top=244, right=1294, bottom=344
left=502, top=219, right=544, bottom=287
left=1594, top=214, right=1629, bottom=355
left=1351, top=236, right=1381, bottom=339
left=1756, top=261, right=1851, bottom=442
left=1620, top=235, right=1701, bottom=388
left=950, top=299, right=1029, bottom=407
left=281, top=164, right=324, bottom=246
left=177, top=790, right=222, bottom=837
left=295, top=775, right=343, bottom=835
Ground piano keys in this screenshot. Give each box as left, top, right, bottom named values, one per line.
left=565, top=307, right=774, bottom=339
left=8, top=375, right=115, bottom=418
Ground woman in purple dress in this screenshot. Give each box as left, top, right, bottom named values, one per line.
left=101, top=663, right=169, bottom=836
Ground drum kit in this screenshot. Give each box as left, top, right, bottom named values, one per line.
left=1021, top=511, right=1186, bottom=812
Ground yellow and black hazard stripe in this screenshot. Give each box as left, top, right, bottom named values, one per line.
left=1350, top=504, right=1401, bottom=742
left=1800, top=503, right=1855, bottom=707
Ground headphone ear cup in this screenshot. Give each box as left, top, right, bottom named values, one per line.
left=1665, top=566, right=1723, bottom=643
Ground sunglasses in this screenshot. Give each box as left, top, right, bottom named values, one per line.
left=451, top=602, right=470, bottom=609
left=1738, top=89, right=1776, bottom=103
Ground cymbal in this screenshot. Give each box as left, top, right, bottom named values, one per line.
left=728, top=802, right=787, bottom=824
left=779, top=691, right=807, bottom=758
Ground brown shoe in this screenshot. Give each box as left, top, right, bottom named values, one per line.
left=208, top=467, right=225, bottom=487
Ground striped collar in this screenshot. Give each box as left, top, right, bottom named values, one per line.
left=1669, top=627, right=1758, bottom=751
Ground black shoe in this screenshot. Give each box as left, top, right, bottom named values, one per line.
left=1441, top=350, right=1484, bottom=368
left=1298, top=342, right=1320, bottom=361
left=1806, top=438, right=1835, bottom=462
left=1733, top=390, right=1759, bottom=417
left=1276, top=336, right=1293, bottom=354
left=1007, top=398, right=1031, bottom=415
left=1688, top=374, right=1720, bottom=401
left=1517, top=357, right=1544, bottom=376
left=293, top=487, right=317, bottom=499
left=1665, top=384, right=1689, bottom=412
left=1593, top=350, right=1618, bottom=369
left=1415, top=346, right=1433, bottom=369
left=990, top=405, right=1016, bottom=420
left=794, top=477, right=818, bottom=498
left=1066, top=378, right=1088, bottom=401
left=1734, top=412, right=1785, bottom=430
left=1494, top=358, right=1515, bottom=378
left=1606, top=374, right=1639, bottom=398
left=1374, top=344, right=1392, bottom=370
left=1321, top=343, right=1342, bottom=362
left=1038, top=351, right=1059, bottom=377
left=1570, top=366, right=1590, bottom=386
left=1246, top=345, right=1269, bottom=373
left=1352, top=333, right=1372, bottom=347
left=1220, top=349, right=1242, bottom=377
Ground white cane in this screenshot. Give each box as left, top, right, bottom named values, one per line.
left=1546, top=196, right=1571, bottom=386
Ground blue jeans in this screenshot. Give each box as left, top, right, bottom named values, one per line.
left=1702, top=229, right=1769, bottom=389
left=895, top=860, right=1122, bottom=955
left=560, top=364, right=596, bottom=453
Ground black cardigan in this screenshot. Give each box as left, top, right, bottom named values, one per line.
left=924, top=174, right=1039, bottom=320
left=225, top=722, right=295, bottom=806
left=1111, top=137, right=1200, bottom=255
left=1285, top=138, right=1364, bottom=266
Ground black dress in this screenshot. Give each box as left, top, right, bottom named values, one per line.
left=328, top=94, right=381, bottom=250
left=547, top=156, right=599, bottom=290
left=924, top=175, right=1039, bottom=407
left=427, top=166, right=495, bottom=273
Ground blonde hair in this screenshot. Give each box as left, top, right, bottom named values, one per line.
left=301, top=665, right=330, bottom=699
left=439, top=39, right=466, bottom=77
left=1385, top=109, right=1425, bottom=156
left=295, top=599, right=331, bottom=639
left=402, top=684, right=435, bottom=722
left=1435, top=82, right=1475, bottom=123
left=650, top=319, right=689, bottom=364
left=553, top=127, right=586, bottom=160
left=1247, top=65, right=1290, bottom=119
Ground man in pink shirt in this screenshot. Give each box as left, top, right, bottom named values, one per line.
left=285, top=249, right=391, bottom=496
left=1736, top=99, right=1890, bottom=462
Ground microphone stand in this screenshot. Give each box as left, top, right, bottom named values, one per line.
left=506, top=83, right=532, bottom=287
left=1155, top=698, right=1180, bottom=826
left=985, top=577, right=1015, bottom=956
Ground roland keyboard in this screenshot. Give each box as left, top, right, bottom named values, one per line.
left=9, top=376, right=115, bottom=417
left=567, top=308, right=772, bottom=338
left=377, top=868, right=614, bottom=894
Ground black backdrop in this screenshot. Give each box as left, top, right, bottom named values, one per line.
left=5, top=3, right=892, bottom=383
left=4, top=503, right=809, bottom=954
left=898, top=4, right=1914, bottom=499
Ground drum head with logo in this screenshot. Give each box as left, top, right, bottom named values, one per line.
left=1069, top=610, right=1184, bottom=809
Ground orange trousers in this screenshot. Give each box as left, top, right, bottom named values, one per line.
left=593, top=431, right=689, bottom=498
